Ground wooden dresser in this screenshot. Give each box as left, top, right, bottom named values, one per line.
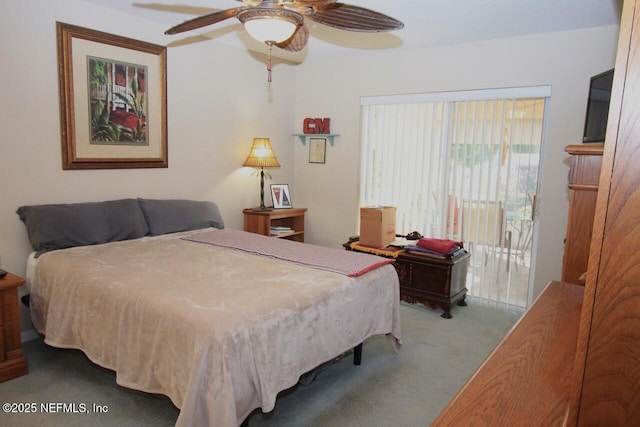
left=562, top=144, right=603, bottom=285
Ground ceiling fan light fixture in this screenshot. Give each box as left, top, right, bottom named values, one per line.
left=237, top=8, right=303, bottom=44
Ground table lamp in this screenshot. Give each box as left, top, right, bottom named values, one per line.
left=242, top=137, right=281, bottom=211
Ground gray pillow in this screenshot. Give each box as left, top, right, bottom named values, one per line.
left=137, top=198, right=224, bottom=236
left=17, top=199, right=149, bottom=254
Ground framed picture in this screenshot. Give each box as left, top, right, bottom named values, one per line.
left=271, top=184, right=292, bottom=209
left=309, top=137, right=326, bottom=164
left=56, top=22, right=168, bottom=169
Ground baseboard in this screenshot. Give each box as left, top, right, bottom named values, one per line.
left=21, top=329, right=39, bottom=343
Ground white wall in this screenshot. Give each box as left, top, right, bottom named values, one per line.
left=292, top=26, right=619, bottom=300
left=1, top=0, right=297, bottom=333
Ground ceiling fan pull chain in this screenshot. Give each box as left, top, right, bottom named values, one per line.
left=267, top=42, right=273, bottom=82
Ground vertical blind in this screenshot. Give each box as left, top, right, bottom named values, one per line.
left=360, top=87, right=549, bottom=307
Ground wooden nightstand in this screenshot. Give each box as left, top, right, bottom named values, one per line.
left=0, top=272, right=29, bottom=382
left=243, top=208, right=307, bottom=242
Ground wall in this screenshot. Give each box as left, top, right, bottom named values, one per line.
left=292, top=25, right=619, bottom=301
left=1, top=0, right=297, bottom=334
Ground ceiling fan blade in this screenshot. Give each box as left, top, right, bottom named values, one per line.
left=165, top=8, right=240, bottom=35
left=275, top=23, right=309, bottom=52
left=310, top=3, right=404, bottom=32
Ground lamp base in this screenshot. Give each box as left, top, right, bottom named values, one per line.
left=251, top=206, right=273, bottom=212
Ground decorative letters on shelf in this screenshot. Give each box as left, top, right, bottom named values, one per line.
left=303, top=118, right=331, bottom=134
left=294, top=117, right=339, bottom=146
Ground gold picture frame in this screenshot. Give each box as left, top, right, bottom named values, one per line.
left=57, top=22, right=168, bottom=169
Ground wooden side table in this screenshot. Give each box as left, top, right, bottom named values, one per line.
left=243, top=208, right=307, bottom=242
left=0, top=272, right=29, bottom=381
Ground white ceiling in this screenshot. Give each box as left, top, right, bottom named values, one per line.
left=78, top=0, right=623, bottom=62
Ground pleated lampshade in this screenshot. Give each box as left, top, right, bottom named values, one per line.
left=242, top=138, right=281, bottom=168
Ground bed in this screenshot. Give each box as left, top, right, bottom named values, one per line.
left=17, top=198, right=401, bottom=427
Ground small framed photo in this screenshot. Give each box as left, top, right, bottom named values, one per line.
left=309, top=137, right=326, bottom=164
left=271, top=184, right=292, bottom=209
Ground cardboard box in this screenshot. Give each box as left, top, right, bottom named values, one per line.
left=360, top=206, right=397, bottom=247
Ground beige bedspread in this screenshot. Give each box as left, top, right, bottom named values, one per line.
left=29, top=229, right=401, bottom=427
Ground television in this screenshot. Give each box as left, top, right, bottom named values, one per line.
left=583, top=69, right=614, bottom=143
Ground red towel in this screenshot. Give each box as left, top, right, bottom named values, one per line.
left=416, top=237, right=463, bottom=255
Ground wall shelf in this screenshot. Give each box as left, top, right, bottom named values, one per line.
left=293, top=134, right=339, bottom=146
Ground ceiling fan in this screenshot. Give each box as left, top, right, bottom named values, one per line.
left=165, top=0, right=404, bottom=80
